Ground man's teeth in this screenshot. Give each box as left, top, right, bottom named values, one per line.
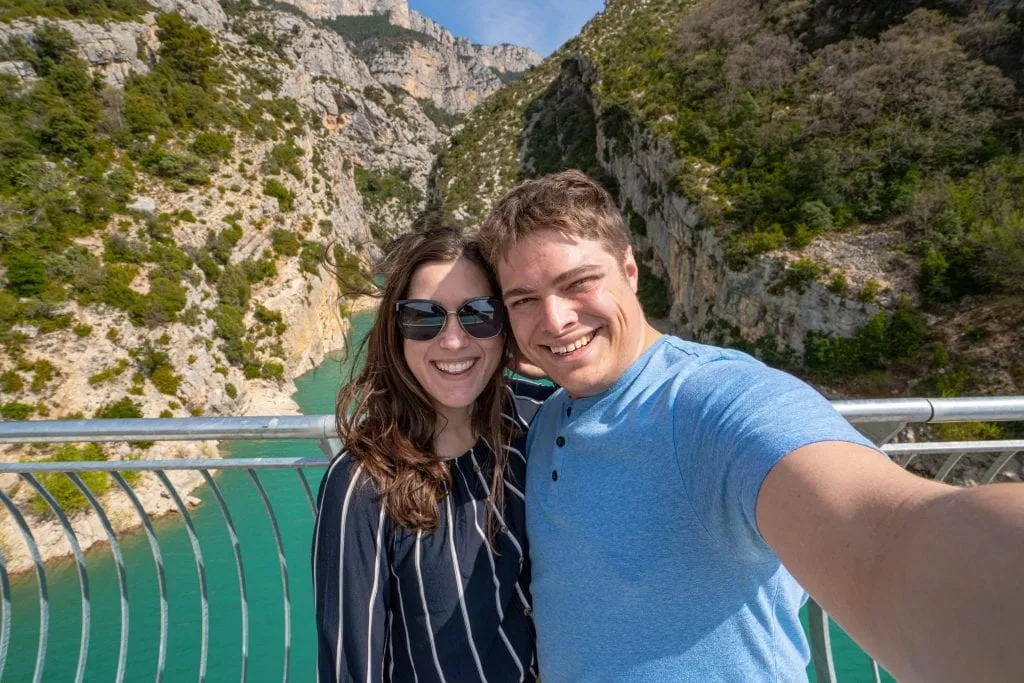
left=550, top=332, right=594, bottom=356
left=435, top=360, right=475, bottom=374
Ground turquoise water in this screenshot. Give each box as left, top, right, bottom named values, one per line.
left=4, top=310, right=892, bottom=681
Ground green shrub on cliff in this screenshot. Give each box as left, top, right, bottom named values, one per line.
left=0, top=0, right=152, bottom=23
left=263, top=178, right=294, bottom=211
left=28, top=444, right=110, bottom=516
left=95, top=397, right=143, bottom=419
left=804, top=298, right=928, bottom=378
left=353, top=166, right=423, bottom=218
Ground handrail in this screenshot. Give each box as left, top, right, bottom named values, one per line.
left=0, top=396, right=1022, bottom=446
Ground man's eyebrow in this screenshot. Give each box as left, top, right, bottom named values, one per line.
left=502, top=284, right=535, bottom=299
left=502, top=265, right=602, bottom=300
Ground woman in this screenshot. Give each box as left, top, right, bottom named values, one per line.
left=312, top=227, right=551, bottom=683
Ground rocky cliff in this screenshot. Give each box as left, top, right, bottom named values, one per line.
left=0, top=0, right=449, bottom=570
left=286, top=0, right=405, bottom=22
left=281, top=0, right=541, bottom=112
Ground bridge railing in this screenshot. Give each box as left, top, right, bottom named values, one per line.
left=0, top=397, right=1022, bottom=683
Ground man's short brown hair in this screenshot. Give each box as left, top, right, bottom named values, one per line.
left=479, top=169, right=630, bottom=269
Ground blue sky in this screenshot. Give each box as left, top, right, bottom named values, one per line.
left=408, top=0, right=604, bottom=57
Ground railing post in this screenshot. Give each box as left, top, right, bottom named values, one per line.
left=807, top=598, right=837, bottom=683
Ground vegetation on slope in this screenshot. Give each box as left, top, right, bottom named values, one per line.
left=0, top=0, right=152, bottom=23
left=322, top=13, right=435, bottom=48
left=434, top=0, right=1023, bottom=409
left=0, top=15, right=312, bottom=396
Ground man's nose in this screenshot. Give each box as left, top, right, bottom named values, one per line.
left=541, top=295, right=577, bottom=333
left=437, top=313, right=470, bottom=349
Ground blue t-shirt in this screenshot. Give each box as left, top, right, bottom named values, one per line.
left=525, top=336, right=876, bottom=681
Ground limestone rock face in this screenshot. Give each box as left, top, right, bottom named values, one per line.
left=406, top=11, right=540, bottom=74
left=473, top=42, right=542, bottom=75
left=289, top=0, right=407, bottom=22
left=0, top=19, right=155, bottom=86
left=270, top=0, right=541, bottom=112
left=606, top=132, right=878, bottom=352
left=149, top=0, right=227, bottom=32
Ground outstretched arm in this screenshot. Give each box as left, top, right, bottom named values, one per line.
left=757, top=441, right=1024, bottom=682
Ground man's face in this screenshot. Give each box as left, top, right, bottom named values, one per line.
left=497, top=230, right=646, bottom=398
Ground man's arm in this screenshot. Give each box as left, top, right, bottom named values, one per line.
left=757, top=441, right=1024, bottom=682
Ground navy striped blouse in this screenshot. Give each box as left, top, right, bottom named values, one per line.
left=313, top=379, right=553, bottom=683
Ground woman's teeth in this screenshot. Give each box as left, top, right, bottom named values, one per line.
left=550, top=332, right=594, bottom=356
left=434, top=359, right=476, bottom=375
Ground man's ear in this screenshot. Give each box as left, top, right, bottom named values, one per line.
left=623, top=246, right=639, bottom=293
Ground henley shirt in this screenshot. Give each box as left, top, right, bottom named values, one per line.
left=525, top=336, right=876, bottom=682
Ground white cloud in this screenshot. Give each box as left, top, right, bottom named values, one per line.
left=467, top=0, right=603, bottom=56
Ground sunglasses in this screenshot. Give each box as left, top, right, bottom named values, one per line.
left=395, top=297, right=505, bottom=341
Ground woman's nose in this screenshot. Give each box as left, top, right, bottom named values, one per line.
left=437, top=313, right=469, bottom=349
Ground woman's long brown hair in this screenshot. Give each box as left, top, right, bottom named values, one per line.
left=334, top=227, right=515, bottom=537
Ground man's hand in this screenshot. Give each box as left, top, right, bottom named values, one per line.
left=757, top=442, right=1024, bottom=682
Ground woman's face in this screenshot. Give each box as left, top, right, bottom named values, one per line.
left=401, top=256, right=504, bottom=422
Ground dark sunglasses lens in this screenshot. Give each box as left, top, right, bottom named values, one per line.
left=458, top=299, right=503, bottom=338
left=397, top=302, right=445, bottom=341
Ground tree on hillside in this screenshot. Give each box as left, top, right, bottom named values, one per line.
left=155, top=12, right=221, bottom=87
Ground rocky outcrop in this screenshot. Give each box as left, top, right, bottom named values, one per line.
left=358, top=39, right=506, bottom=112
left=606, top=130, right=879, bottom=351
left=288, top=0, right=406, bottom=22
left=269, top=0, right=541, bottom=112
left=406, top=10, right=539, bottom=74
left=149, top=0, right=227, bottom=32
left=0, top=19, right=154, bottom=87
left=473, top=42, right=541, bottom=75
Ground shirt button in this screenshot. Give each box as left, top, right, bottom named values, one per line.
left=551, top=469, right=558, bottom=481
left=556, top=436, right=566, bottom=447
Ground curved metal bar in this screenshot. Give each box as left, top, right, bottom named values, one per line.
left=805, top=598, right=837, bottom=683
left=200, top=470, right=249, bottom=683
left=0, top=489, right=48, bottom=683
left=296, top=469, right=316, bottom=517
left=22, top=474, right=91, bottom=683
left=933, top=452, right=966, bottom=483
left=897, top=452, right=919, bottom=470
left=246, top=469, right=291, bottom=682
left=982, top=451, right=1020, bottom=484
left=0, top=539, right=12, bottom=682
left=110, top=472, right=167, bottom=682
left=153, top=470, right=209, bottom=682
left=68, top=473, right=129, bottom=683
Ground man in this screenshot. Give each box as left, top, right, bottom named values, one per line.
left=479, top=169, right=1024, bottom=682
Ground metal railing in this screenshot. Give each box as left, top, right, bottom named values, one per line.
left=0, top=397, right=1022, bottom=683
